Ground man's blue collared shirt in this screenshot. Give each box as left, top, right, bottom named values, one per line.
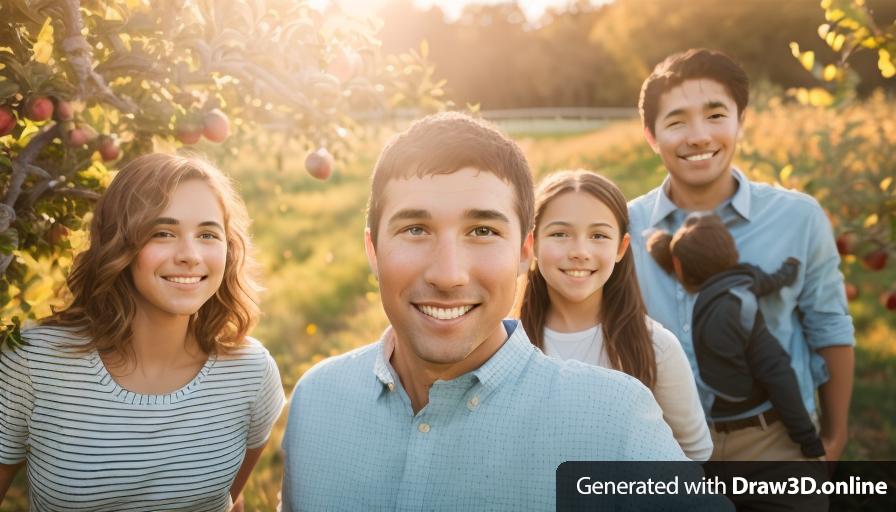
left=628, top=168, right=855, bottom=420
left=281, top=320, right=686, bottom=511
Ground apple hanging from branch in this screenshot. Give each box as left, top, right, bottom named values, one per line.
left=305, top=147, right=335, bottom=180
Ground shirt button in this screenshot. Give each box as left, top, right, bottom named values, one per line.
left=418, top=423, right=431, bottom=433
left=467, top=396, right=480, bottom=411
left=683, top=325, right=690, bottom=333
left=387, top=383, right=395, bottom=392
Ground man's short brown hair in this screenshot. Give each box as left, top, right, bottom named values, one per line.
left=366, top=111, right=534, bottom=245
left=639, top=48, right=750, bottom=137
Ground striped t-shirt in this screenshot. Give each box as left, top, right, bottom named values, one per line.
left=0, top=326, right=286, bottom=512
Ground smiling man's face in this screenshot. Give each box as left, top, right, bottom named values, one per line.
left=365, top=167, right=533, bottom=371
left=646, top=78, right=743, bottom=194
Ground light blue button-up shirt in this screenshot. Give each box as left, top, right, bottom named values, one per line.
left=281, top=320, right=687, bottom=511
left=628, top=168, right=855, bottom=420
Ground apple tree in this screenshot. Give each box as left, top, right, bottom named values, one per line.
left=747, top=0, right=895, bottom=310
left=0, top=0, right=447, bottom=346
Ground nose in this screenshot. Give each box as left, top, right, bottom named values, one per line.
left=423, top=236, right=469, bottom=290
left=568, top=237, right=591, bottom=261
left=175, top=237, right=202, bottom=267
left=686, top=119, right=712, bottom=147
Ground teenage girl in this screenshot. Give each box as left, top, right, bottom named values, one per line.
left=520, top=169, right=712, bottom=461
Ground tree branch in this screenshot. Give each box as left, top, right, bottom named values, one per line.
left=59, top=0, right=138, bottom=112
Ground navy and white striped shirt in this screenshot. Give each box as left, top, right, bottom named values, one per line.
left=0, top=326, right=285, bottom=512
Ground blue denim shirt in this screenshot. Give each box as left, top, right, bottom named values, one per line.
left=628, top=168, right=855, bottom=420
left=281, top=320, right=686, bottom=511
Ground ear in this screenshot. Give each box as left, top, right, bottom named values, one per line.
left=643, top=126, right=659, bottom=153
left=616, top=233, right=631, bottom=263
left=518, top=230, right=534, bottom=276
left=364, top=228, right=378, bottom=279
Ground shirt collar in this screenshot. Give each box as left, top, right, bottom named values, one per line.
left=647, top=167, right=752, bottom=227
left=372, top=320, right=535, bottom=397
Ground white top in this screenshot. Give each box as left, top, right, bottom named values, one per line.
left=544, top=317, right=712, bottom=461
left=0, top=326, right=286, bottom=512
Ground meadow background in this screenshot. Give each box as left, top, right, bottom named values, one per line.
left=3, top=0, right=895, bottom=509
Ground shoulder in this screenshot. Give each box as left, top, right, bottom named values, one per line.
left=17, top=325, right=91, bottom=356
left=627, top=187, right=662, bottom=229
left=295, top=341, right=380, bottom=392
left=217, top=337, right=280, bottom=377
left=748, top=180, right=826, bottom=218
left=645, top=317, right=682, bottom=357
left=531, top=349, right=654, bottom=403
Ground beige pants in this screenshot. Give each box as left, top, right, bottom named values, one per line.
left=709, top=417, right=821, bottom=461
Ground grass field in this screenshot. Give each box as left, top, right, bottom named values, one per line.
left=4, top=110, right=894, bottom=510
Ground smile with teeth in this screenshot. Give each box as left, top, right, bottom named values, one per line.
left=563, top=269, right=593, bottom=277
left=163, top=276, right=204, bottom=284
left=416, top=304, right=475, bottom=320
left=682, top=150, right=717, bottom=161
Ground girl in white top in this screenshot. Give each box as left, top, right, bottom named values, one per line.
left=0, top=154, right=285, bottom=511
left=519, top=170, right=712, bottom=461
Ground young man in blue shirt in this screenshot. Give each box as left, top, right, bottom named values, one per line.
left=628, top=48, right=855, bottom=461
left=280, top=112, right=689, bottom=511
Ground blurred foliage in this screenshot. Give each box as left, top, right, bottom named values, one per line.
left=740, top=92, right=895, bottom=299
left=788, top=0, right=896, bottom=106
left=377, top=0, right=895, bottom=109
left=0, top=0, right=445, bottom=347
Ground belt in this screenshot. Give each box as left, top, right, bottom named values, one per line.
left=710, top=409, right=780, bottom=433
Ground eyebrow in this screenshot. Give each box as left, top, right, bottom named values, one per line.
left=542, top=220, right=615, bottom=230
left=153, top=217, right=225, bottom=230
left=386, top=208, right=511, bottom=226
left=662, top=100, right=730, bottom=121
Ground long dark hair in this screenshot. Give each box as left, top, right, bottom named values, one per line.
left=520, top=170, right=656, bottom=389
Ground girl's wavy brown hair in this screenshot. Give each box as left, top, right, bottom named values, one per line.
left=520, top=170, right=657, bottom=389
left=45, top=153, right=261, bottom=360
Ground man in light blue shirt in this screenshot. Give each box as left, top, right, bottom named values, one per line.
left=281, top=112, right=688, bottom=511
left=629, top=49, right=854, bottom=461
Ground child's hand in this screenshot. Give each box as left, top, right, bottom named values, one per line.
left=781, top=257, right=801, bottom=286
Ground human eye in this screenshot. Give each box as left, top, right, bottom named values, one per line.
left=548, top=231, right=568, bottom=238
left=470, top=226, right=498, bottom=237
left=403, top=226, right=427, bottom=236
left=590, top=232, right=609, bottom=240
left=151, top=230, right=175, bottom=238
left=198, top=231, right=222, bottom=240
left=709, top=112, right=727, bottom=120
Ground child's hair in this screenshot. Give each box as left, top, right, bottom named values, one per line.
left=520, top=170, right=656, bottom=389
left=45, top=153, right=261, bottom=361
left=646, top=213, right=739, bottom=290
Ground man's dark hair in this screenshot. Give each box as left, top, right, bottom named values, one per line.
left=639, top=48, right=750, bottom=136
left=366, top=111, right=534, bottom=245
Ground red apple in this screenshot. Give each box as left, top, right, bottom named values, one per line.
left=862, top=250, right=888, bottom=271
left=835, top=232, right=857, bottom=256
left=844, top=282, right=859, bottom=302
left=0, top=106, right=15, bottom=136
left=54, top=100, right=74, bottom=122
left=305, top=147, right=334, bottom=180
left=202, top=109, right=230, bottom=142
left=25, top=96, right=54, bottom=122
left=327, top=48, right=362, bottom=82
left=98, top=137, right=120, bottom=161
left=45, top=224, right=69, bottom=245
left=880, top=290, right=896, bottom=311
left=176, top=123, right=202, bottom=145
left=65, top=124, right=97, bottom=147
